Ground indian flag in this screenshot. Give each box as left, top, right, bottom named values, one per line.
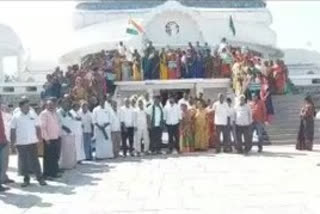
left=229, top=15, right=236, bottom=36
left=126, top=19, right=144, bottom=35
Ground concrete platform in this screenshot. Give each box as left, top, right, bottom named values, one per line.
left=1, top=145, right=320, bottom=214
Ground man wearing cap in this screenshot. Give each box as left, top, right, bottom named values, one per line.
left=234, top=95, right=253, bottom=154
left=11, top=99, right=47, bottom=187
left=249, top=93, right=267, bottom=153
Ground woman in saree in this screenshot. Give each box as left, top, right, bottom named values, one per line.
left=260, top=77, right=274, bottom=123
left=121, top=59, right=132, bottom=81
left=167, top=50, right=178, bottom=79
left=71, top=76, right=88, bottom=102
left=194, top=100, right=209, bottom=151
left=207, top=101, right=217, bottom=148
left=179, top=103, right=195, bottom=153
left=220, top=48, right=233, bottom=78
left=296, top=96, right=316, bottom=151
left=212, top=50, right=222, bottom=78
left=113, top=52, right=122, bottom=81
left=159, top=48, right=168, bottom=80
left=195, top=53, right=204, bottom=78
left=273, top=60, right=286, bottom=94
left=204, top=50, right=213, bottom=78
left=132, top=50, right=142, bottom=81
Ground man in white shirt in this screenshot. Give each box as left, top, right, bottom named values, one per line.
left=164, top=96, right=181, bottom=154
left=143, top=93, right=152, bottom=108
left=79, top=101, right=93, bottom=160
left=226, top=98, right=237, bottom=150
left=212, top=93, right=230, bottom=153
left=92, top=97, right=114, bottom=159
left=147, top=96, right=164, bottom=154
left=57, top=98, right=77, bottom=169
left=178, top=92, right=190, bottom=109
left=110, top=100, right=121, bottom=158
left=117, top=41, right=127, bottom=57
left=134, top=99, right=150, bottom=156
left=218, top=37, right=228, bottom=54
left=70, top=103, right=86, bottom=162
left=11, top=99, right=47, bottom=187
left=234, top=95, right=253, bottom=154
left=120, top=98, right=135, bottom=157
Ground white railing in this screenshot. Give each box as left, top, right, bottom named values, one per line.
left=0, top=82, right=43, bottom=95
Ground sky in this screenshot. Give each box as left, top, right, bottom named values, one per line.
left=0, top=0, right=319, bottom=73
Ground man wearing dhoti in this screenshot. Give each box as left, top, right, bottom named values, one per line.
left=69, top=102, right=86, bottom=162
left=57, top=98, right=77, bottom=169
left=92, top=98, right=114, bottom=159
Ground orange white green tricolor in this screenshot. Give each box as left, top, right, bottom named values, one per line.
left=126, top=19, right=144, bottom=35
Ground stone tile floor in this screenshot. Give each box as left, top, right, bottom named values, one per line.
left=1, top=145, right=320, bottom=214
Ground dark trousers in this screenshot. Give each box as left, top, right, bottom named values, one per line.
left=236, top=125, right=252, bottom=152
left=16, top=144, right=42, bottom=180
left=43, top=139, right=60, bottom=177
left=215, top=125, right=231, bottom=152
left=167, top=124, right=179, bottom=152
left=150, top=127, right=163, bottom=152
left=83, top=133, right=92, bottom=160
left=121, top=127, right=134, bottom=155
left=0, top=143, right=5, bottom=184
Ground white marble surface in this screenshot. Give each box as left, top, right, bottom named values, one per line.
left=1, top=145, right=320, bottom=214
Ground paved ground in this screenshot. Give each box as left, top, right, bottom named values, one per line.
left=1, top=145, right=320, bottom=214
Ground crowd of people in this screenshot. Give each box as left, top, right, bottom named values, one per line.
left=41, top=38, right=288, bottom=104
left=0, top=88, right=276, bottom=192
left=0, top=38, right=292, bottom=192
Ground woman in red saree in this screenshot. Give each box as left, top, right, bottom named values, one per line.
left=273, top=60, right=286, bottom=94
left=296, top=96, right=315, bottom=151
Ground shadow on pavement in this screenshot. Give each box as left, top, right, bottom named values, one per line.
left=246, top=151, right=307, bottom=158
left=0, top=192, right=52, bottom=209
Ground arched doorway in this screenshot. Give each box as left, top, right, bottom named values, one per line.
left=144, top=10, right=204, bottom=47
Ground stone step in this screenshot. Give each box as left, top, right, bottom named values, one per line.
left=269, top=134, right=320, bottom=141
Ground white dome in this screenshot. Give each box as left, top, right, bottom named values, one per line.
left=0, top=23, right=24, bottom=56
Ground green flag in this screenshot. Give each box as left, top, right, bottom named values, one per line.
left=229, top=15, right=236, bottom=36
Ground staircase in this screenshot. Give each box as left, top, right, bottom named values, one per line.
left=265, top=95, right=320, bottom=145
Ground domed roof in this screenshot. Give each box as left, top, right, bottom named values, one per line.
left=0, top=23, right=24, bottom=56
